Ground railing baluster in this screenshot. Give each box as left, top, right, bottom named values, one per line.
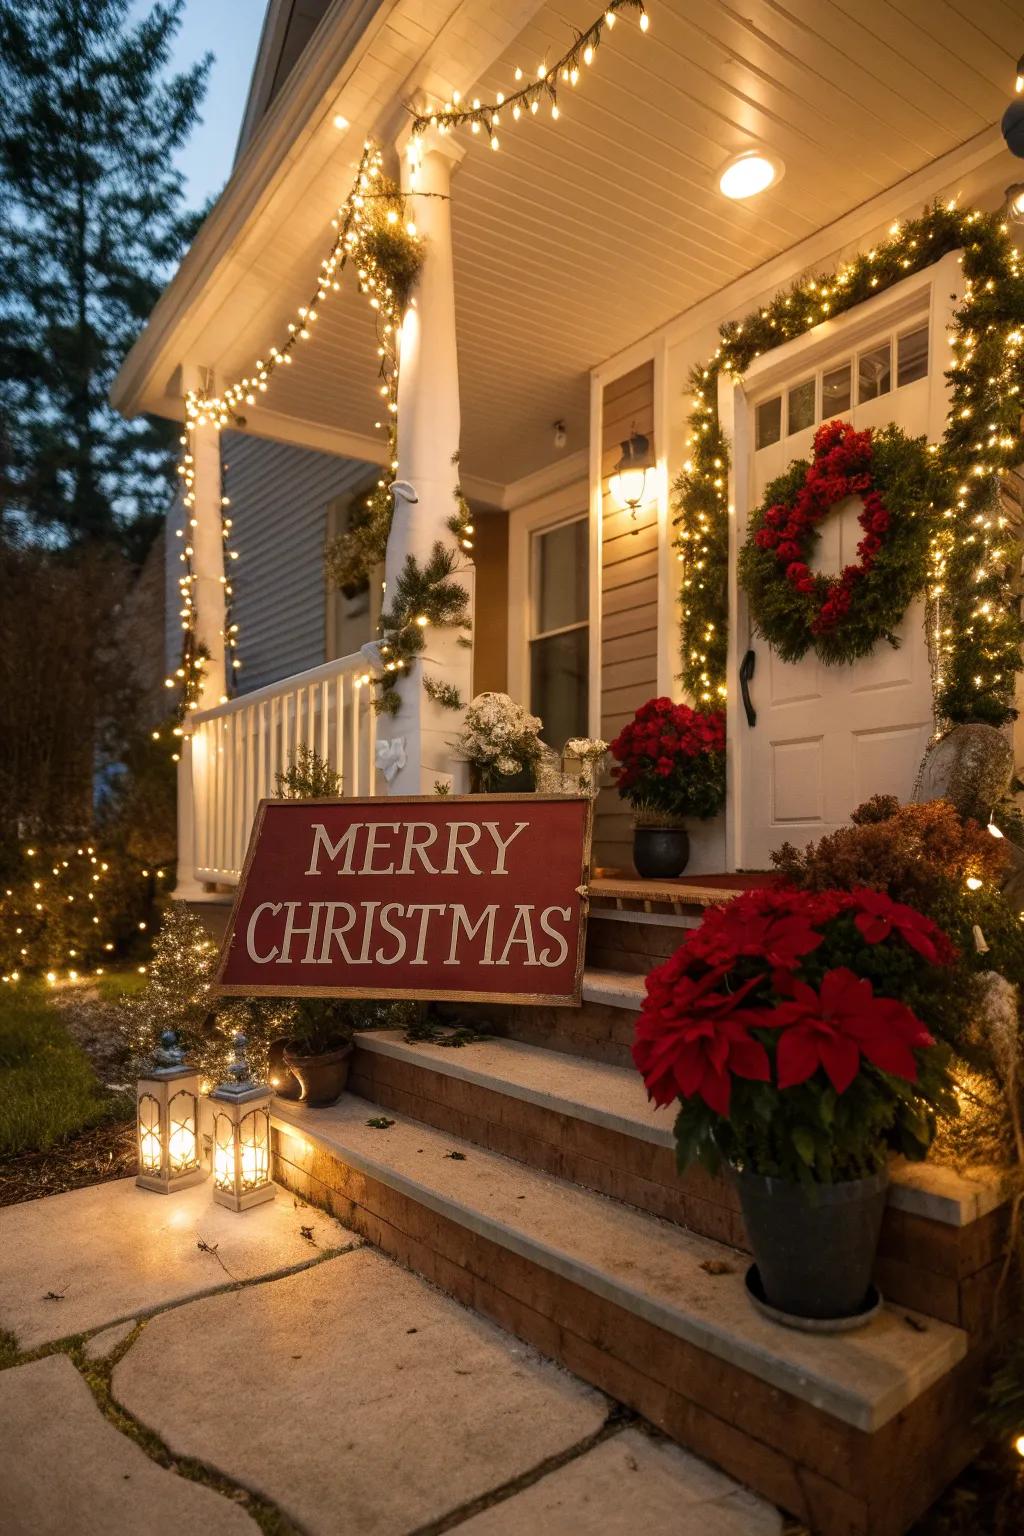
left=335, top=676, right=345, bottom=790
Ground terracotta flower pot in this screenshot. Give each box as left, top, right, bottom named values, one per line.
left=632, top=826, right=689, bottom=879
left=282, top=1043, right=353, bottom=1107
left=733, top=1165, right=889, bottom=1322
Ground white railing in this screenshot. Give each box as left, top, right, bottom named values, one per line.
left=183, top=652, right=379, bottom=887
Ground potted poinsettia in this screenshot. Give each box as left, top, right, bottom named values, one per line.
left=610, top=698, right=725, bottom=878
left=633, top=885, right=959, bottom=1325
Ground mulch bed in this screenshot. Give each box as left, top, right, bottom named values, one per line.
left=0, top=1118, right=135, bottom=1208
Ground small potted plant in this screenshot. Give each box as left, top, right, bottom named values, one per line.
left=453, top=691, right=544, bottom=793
left=610, top=698, right=726, bottom=878
left=633, top=885, right=958, bottom=1326
left=282, top=1000, right=357, bottom=1107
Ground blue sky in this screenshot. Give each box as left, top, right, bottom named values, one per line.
left=130, top=0, right=266, bottom=209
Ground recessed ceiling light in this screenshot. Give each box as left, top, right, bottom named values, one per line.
left=333, top=114, right=350, bottom=131
left=718, top=150, right=783, bottom=201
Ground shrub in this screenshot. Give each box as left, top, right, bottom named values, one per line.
left=275, top=746, right=343, bottom=800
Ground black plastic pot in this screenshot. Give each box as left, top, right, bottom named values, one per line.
left=733, top=1165, right=889, bottom=1321
left=632, top=826, right=689, bottom=879
left=282, top=1043, right=353, bottom=1107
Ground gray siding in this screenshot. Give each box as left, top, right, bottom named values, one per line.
left=223, top=433, right=371, bottom=694
left=164, top=434, right=372, bottom=694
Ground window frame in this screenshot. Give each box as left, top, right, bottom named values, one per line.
left=527, top=512, right=590, bottom=746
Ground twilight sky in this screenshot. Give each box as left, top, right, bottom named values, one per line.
left=131, top=0, right=266, bottom=210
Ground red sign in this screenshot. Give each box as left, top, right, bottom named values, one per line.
left=214, top=795, right=592, bottom=1005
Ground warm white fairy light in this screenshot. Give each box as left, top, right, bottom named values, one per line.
left=412, top=0, right=648, bottom=150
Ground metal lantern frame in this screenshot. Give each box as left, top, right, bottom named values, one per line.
left=210, top=1034, right=275, bottom=1212
left=609, top=428, right=655, bottom=518
left=136, top=1032, right=205, bottom=1195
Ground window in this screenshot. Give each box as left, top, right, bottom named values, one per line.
left=529, top=517, right=588, bottom=750
left=822, top=362, right=851, bottom=417
left=857, top=341, right=891, bottom=402
left=787, top=378, right=815, bottom=435
left=897, top=325, right=929, bottom=386
left=755, top=396, right=782, bottom=449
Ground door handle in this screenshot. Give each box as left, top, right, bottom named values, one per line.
left=739, top=649, right=757, bottom=728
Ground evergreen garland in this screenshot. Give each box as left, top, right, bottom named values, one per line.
left=372, top=542, right=470, bottom=716
left=675, top=203, right=1024, bottom=725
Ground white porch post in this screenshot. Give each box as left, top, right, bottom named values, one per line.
left=376, top=129, right=473, bottom=796
left=175, top=364, right=228, bottom=898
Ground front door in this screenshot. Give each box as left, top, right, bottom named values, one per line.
left=724, top=252, right=961, bottom=870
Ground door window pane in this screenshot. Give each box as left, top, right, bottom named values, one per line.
left=755, top=396, right=782, bottom=449
left=858, top=342, right=891, bottom=402
left=897, top=325, right=929, bottom=387
left=787, top=378, right=816, bottom=435
left=822, top=362, right=851, bottom=417
left=535, top=519, right=588, bottom=635
left=530, top=629, right=588, bottom=751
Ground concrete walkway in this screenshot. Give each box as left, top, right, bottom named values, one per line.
left=0, top=1179, right=782, bottom=1535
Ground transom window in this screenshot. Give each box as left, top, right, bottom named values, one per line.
left=754, top=321, right=930, bottom=450
left=529, top=516, right=589, bottom=751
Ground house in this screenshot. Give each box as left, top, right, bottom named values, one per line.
left=112, top=5, right=1024, bottom=1531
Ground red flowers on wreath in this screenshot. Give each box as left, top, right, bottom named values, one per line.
left=632, top=885, right=953, bottom=1117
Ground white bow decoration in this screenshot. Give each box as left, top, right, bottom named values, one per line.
left=375, top=735, right=407, bottom=784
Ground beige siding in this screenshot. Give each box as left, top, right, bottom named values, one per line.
left=596, top=362, right=657, bottom=873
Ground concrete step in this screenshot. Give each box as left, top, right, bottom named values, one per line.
left=270, top=1093, right=975, bottom=1536
left=350, top=1029, right=1011, bottom=1332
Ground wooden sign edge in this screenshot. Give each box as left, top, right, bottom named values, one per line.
left=210, top=793, right=594, bottom=1008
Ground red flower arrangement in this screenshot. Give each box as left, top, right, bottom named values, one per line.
left=738, top=421, right=935, bottom=668
left=610, top=697, right=726, bottom=823
left=633, top=885, right=958, bottom=1183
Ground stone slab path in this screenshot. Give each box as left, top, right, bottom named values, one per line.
left=0, top=1354, right=259, bottom=1536
left=0, top=1179, right=782, bottom=1536
left=0, top=1176, right=354, bottom=1350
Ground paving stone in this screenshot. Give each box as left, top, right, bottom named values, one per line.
left=114, top=1245, right=608, bottom=1536
left=83, top=1318, right=138, bottom=1361
left=455, top=1427, right=782, bottom=1535
left=0, top=1354, right=259, bottom=1536
left=0, top=1176, right=355, bottom=1350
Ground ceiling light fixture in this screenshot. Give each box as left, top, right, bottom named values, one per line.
left=718, top=149, right=783, bottom=201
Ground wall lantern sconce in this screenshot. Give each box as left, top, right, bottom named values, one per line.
left=136, top=1031, right=205, bottom=1195
left=210, top=1033, right=275, bottom=1213
left=609, top=429, right=655, bottom=524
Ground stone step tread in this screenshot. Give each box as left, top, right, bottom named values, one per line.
left=354, top=1030, right=1007, bottom=1230
left=272, top=1094, right=966, bottom=1434
left=581, top=967, right=646, bottom=1010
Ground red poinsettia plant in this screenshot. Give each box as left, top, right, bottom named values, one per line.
left=633, top=885, right=959, bottom=1184
left=610, top=697, right=726, bottom=824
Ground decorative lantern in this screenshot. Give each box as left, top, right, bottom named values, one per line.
left=609, top=429, right=654, bottom=521
left=136, top=1031, right=205, bottom=1194
left=210, top=1033, right=275, bottom=1212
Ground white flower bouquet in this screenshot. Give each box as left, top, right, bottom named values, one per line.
left=452, top=692, right=544, bottom=790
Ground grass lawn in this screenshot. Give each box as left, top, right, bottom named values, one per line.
left=0, top=981, right=127, bottom=1157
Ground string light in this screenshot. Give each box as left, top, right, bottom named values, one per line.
left=675, top=204, right=1024, bottom=721
left=411, top=0, right=648, bottom=148
left=167, top=142, right=421, bottom=721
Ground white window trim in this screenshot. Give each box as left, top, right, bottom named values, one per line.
left=506, top=477, right=590, bottom=714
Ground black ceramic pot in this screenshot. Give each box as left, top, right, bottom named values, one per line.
left=733, top=1165, right=889, bottom=1321
left=632, top=826, right=689, bottom=879
left=282, top=1043, right=353, bottom=1108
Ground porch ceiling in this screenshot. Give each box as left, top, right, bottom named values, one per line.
left=115, top=0, right=1023, bottom=491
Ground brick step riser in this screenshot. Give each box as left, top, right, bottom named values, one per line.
left=351, top=1045, right=1012, bottom=1336
left=270, top=1122, right=985, bottom=1536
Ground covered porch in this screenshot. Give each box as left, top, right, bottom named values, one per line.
left=111, top=0, right=1019, bottom=892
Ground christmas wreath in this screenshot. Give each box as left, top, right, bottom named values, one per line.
left=738, top=419, right=939, bottom=666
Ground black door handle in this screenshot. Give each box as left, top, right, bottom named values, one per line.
left=739, top=649, right=757, bottom=727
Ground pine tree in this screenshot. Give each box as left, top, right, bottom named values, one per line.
left=0, top=0, right=211, bottom=549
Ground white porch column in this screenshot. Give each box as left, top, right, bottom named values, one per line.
left=182, top=363, right=228, bottom=713
left=376, top=129, right=473, bottom=795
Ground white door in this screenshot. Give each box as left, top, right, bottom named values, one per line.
left=725, top=254, right=961, bottom=870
